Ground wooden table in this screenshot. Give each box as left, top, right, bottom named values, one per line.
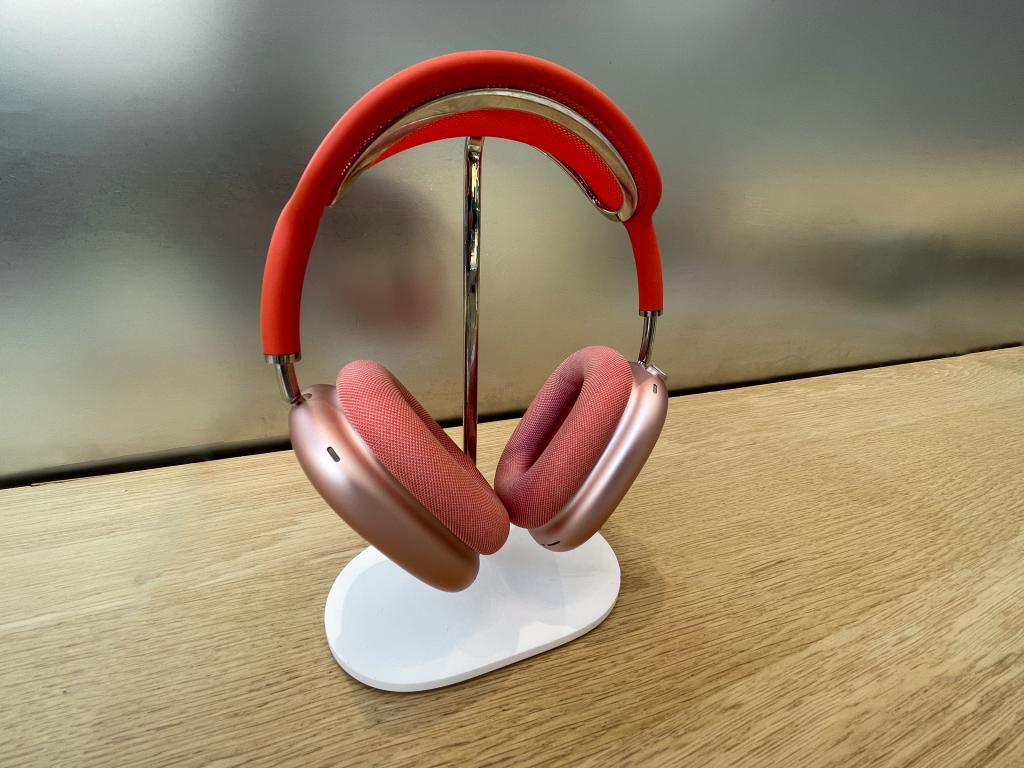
left=3, top=348, right=1023, bottom=767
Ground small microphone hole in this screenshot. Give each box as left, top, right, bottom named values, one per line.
left=326, top=446, right=341, bottom=462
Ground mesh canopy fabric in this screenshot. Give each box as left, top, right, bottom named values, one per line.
left=337, top=361, right=510, bottom=554
left=374, top=109, right=624, bottom=211
left=495, top=346, right=633, bottom=528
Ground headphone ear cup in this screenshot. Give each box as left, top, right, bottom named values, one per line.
left=337, top=361, right=509, bottom=554
left=494, top=346, right=633, bottom=529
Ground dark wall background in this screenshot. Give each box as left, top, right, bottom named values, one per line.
left=1, top=0, right=1022, bottom=481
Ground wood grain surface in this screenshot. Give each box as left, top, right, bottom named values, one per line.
left=2, top=348, right=1023, bottom=767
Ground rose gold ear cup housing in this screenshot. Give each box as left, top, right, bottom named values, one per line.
left=290, top=363, right=666, bottom=590
left=528, top=361, right=668, bottom=551
left=289, top=385, right=479, bottom=592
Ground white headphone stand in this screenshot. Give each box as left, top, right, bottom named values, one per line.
left=324, top=525, right=620, bottom=692
left=322, top=137, right=621, bottom=692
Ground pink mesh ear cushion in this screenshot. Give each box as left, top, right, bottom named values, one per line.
left=337, top=361, right=510, bottom=555
left=494, top=346, right=633, bottom=529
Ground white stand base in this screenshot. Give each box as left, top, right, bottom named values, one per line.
left=324, top=525, right=621, bottom=692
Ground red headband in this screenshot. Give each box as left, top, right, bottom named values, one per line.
left=261, top=50, right=663, bottom=356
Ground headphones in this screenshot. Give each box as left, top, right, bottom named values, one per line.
left=260, top=51, right=667, bottom=591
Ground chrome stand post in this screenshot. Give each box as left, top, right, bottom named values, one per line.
left=463, top=136, right=484, bottom=463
